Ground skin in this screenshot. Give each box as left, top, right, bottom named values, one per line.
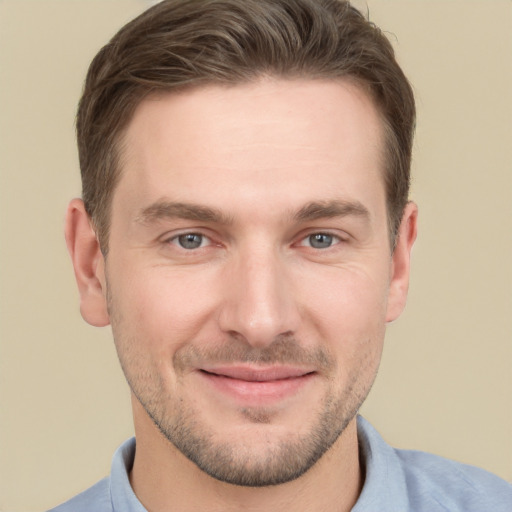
left=66, top=78, right=417, bottom=512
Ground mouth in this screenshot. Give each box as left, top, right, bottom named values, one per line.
left=196, top=365, right=317, bottom=405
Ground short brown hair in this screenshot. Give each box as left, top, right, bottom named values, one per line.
left=77, top=0, right=415, bottom=252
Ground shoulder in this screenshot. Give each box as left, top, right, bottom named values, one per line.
left=47, top=477, right=112, bottom=512
left=396, top=448, right=512, bottom=512
left=356, top=416, right=512, bottom=512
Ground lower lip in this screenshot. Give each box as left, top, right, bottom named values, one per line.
left=197, top=371, right=315, bottom=405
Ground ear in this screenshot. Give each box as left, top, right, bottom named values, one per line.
left=385, top=201, right=418, bottom=322
left=65, top=198, right=110, bottom=327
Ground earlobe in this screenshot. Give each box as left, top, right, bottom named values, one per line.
left=385, top=201, right=418, bottom=323
left=65, top=198, right=110, bottom=327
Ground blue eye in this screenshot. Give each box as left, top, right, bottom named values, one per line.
left=307, top=233, right=337, bottom=249
left=176, top=233, right=205, bottom=249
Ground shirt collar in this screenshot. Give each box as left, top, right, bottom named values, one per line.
left=108, top=416, right=409, bottom=511
left=110, top=437, right=146, bottom=512
left=352, top=416, right=409, bottom=511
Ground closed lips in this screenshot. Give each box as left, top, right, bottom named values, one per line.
left=199, top=366, right=315, bottom=381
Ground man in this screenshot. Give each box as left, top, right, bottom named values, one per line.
left=51, top=0, right=512, bottom=510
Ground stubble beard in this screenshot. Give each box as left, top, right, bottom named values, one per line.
left=107, top=289, right=379, bottom=487
left=152, top=377, right=366, bottom=487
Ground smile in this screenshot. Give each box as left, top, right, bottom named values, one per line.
left=196, top=365, right=317, bottom=405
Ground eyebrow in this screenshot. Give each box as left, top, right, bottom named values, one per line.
left=135, top=198, right=370, bottom=226
left=293, top=199, right=370, bottom=222
left=135, top=200, right=233, bottom=225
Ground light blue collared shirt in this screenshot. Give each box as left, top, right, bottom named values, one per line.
left=49, top=416, right=512, bottom=511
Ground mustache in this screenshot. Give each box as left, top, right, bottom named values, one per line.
left=173, top=333, right=335, bottom=373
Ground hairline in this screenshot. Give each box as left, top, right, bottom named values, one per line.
left=93, top=75, right=404, bottom=255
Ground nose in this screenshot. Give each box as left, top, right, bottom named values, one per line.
left=218, top=246, right=300, bottom=348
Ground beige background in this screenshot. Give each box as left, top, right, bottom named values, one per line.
left=0, top=1, right=511, bottom=510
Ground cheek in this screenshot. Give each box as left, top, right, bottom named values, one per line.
left=298, top=264, right=390, bottom=333
left=108, top=265, right=222, bottom=350
left=296, top=264, right=388, bottom=377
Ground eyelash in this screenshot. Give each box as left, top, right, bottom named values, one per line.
left=298, top=232, right=343, bottom=249
left=167, top=232, right=212, bottom=250
left=164, top=231, right=345, bottom=251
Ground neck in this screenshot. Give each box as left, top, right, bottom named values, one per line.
left=130, top=398, right=363, bottom=512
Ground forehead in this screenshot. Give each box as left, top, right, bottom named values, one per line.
left=115, top=78, right=386, bottom=220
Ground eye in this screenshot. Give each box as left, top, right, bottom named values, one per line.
left=301, top=233, right=340, bottom=249
left=172, top=233, right=209, bottom=250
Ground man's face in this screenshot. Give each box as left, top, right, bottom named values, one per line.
left=93, top=79, right=413, bottom=485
